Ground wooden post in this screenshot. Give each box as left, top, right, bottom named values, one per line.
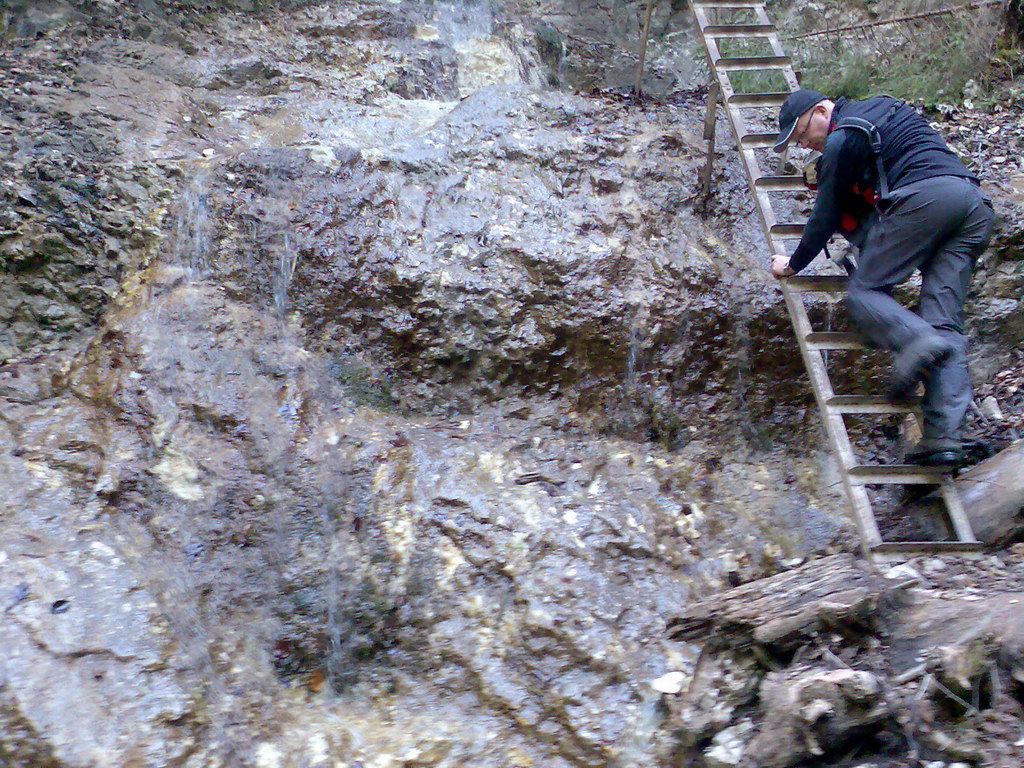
left=698, top=80, right=721, bottom=206
left=775, top=144, right=790, bottom=176
left=634, top=0, right=659, bottom=95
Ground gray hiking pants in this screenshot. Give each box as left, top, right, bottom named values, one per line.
left=845, top=175, right=994, bottom=442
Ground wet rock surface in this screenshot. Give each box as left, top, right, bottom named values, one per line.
left=0, top=258, right=851, bottom=766
left=0, top=0, right=1021, bottom=767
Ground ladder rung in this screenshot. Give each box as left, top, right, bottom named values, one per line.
left=754, top=174, right=805, bottom=191
left=805, top=332, right=865, bottom=350
left=848, top=465, right=950, bottom=485
left=825, top=395, right=920, bottom=414
left=740, top=133, right=780, bottom=149
left=770, top=223, right=804, bottom=237
left=714, top=55, right=791, bottom=71
left=786, top=275, right=848, bottom=292
left=871, top=541, right=984, bottom=558
left=694, top=0, right=765, bottom=6
left=728, top=92, right=790, bottom=108
left=702, top=24, right=775, bottom=37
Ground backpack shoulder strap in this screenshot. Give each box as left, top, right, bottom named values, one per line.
left=833, top=99, right=904, bottom=200
left=835, top=116, right=883, bottom=153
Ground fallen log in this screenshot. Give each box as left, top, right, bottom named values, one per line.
left=955, top=439, right=1024, bottom=545
left=666, top=554, right=904, bottom=650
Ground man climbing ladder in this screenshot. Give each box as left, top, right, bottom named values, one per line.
left=770, top=90, right=995, bottom=469
left=690, top=0, right=986, bottom=559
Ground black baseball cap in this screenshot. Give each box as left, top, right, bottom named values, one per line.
left=773, top=89, right=826, bottom=152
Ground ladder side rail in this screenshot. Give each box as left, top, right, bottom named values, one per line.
left=754, top=6, right=802, bottom=91
left=697, top=12, right=777, bottom=236
left=780, top=284, right=884, bottom=548
left=696, top=7, right=807, bottom=246
left=939, top=481, right=980, bottom=543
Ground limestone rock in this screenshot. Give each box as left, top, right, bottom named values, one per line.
left=651, top=670, right=687, bottom=694
left=662, top=651, right=763, bottom=748
left=704, top=718, right=755, bottom=768
left=742, top=668, right=889, bottom=768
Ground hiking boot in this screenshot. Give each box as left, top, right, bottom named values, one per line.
left=904, top=437, right=962, bottom=469
left=888, top=335, right=955, bottom=401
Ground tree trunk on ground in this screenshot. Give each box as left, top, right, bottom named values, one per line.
left=666, top=554, right=905, bottom=650
left=956, top=439, right=1024, bottom=545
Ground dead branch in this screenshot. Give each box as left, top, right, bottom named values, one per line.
left=785, top=0, right=1003, bottom=40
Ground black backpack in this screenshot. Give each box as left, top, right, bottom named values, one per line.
left=831, top=97, right=904, bottom=206
left=805, top=98, right=904, bottom=241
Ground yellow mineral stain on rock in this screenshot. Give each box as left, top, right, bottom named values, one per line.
left=24, top=460, right=62, bottom=488
left=303, top=144, right=341, bottom=170
left=255, top=743, right=282, bottom=768
left=414, top=24, right=440, bottom=41
left=477, top=451, right=506, bottom=484
left=437, top=536, right=467, bottom=585
left=380, top=506, right=414, bottom=566
left=151, top=414, right=174, bottom=450
left=151, top=444, right=205, bottom=501
left=456, top=37, right=520, bottom=97
left=511, top=495, right=542, bottom=526
left=372, top=462, right=388, bottom=492
left=505, top=746, right=534, bottom=766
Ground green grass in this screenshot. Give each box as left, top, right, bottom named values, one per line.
left=791, top=4, right=1005, bottom=105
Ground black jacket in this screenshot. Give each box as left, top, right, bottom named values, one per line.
left=789, top=96, right=977, bottom=273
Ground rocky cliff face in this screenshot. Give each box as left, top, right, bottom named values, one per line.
left=0, top=1, right=1021, bottom=767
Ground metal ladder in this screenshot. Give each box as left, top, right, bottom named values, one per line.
left=690, top=0, right=982, bottom=562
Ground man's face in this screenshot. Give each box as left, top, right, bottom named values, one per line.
left=793, top=105, right=828, bottom=152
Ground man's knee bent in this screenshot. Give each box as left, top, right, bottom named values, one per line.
left=844, top=281, right=872, bottom=321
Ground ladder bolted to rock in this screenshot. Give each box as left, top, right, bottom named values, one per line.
left=690, top=0, right=982, bottom=562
